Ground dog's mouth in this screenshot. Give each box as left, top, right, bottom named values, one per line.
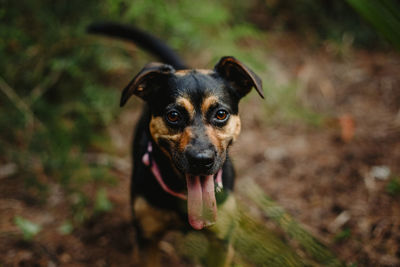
left=174, top=154, right=223, bottom=229
left=143, top=142, right=223, bottom=230
left=185, top=173, right=219, bottom=230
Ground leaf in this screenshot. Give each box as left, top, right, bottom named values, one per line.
left=339, top=114, right=355, bottom=142
left=14, top=216, right=42, bottom=241
left=386, top=177, right=400, bottom=196
left=58, top=221, right=74, bottom=235
left=94, top=188, right=113, bottom=213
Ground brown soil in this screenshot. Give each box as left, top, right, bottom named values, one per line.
left=1, top=34, right=400, bottom=266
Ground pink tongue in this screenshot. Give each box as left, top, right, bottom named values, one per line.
left=186, top=174, right=217, bottom=230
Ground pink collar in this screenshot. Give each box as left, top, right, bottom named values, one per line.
left=142, top=142, right=223, bottom=200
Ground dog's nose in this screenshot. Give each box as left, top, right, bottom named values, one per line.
left=186, top=149, right=215, bottom=168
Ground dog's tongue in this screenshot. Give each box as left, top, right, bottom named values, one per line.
left=186, top=174, right=217, bottom=230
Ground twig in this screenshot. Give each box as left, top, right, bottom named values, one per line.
left=0, top=76, right=44, bottom=129
left=28, top=71, right=62, bottom=104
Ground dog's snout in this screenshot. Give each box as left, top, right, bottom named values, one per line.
left=186, top=149, right=215, bottom=168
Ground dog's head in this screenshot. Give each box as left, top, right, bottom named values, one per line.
left=121, top=56, right=263, bottom=229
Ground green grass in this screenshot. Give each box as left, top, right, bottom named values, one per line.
left=240, top=180, right=344, bottom=266
left=177, top=180, right=344, bottom=266
left=263, top=81, right=325, bottom=127
left=334, top=228, right=352, bottom=243
left=386, top=177, right=400, bottom=196
left=346, top=0, right=400, bottom=51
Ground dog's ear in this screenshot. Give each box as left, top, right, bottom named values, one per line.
left=120, top=63, right=175, bottom=106
left=214, top=56, right=264, bottom=99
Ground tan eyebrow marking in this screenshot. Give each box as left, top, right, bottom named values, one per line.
left=176, top=97, right=195, bottom=119
left=201, top=95, right=218, bottom=115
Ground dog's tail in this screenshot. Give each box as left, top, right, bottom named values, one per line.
left=87, top=22, right=187, bottom=70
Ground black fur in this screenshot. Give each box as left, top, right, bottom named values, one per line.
left=131, top=105, right=235, bottom=211
left=87, top=22, right=187, bottom=70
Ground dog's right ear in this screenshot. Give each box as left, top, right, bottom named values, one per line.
left=120, top=63, right=175, bottom=107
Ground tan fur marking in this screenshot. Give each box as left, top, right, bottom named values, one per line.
left=149, top=116, right=180, bottom=160
left=206, top=115, right=241, bottom=153
left=149, top=115, right=193, bottom=153
left=133, top=197, right=181, bottom=239
left=175, top=69, right=214, bottom=76
left=201, top=95, right=219, bottom=115
left=149, top=116, right=180, bottom=143
left=175, top=69, right=191, bottom=76
left=176, top=97, right=195, bottom=118
left=149, top=116, right=191, bottom=165
left=178, top=127, right=193, bottom=152
left=206, top=125, right=223, bottom=152
left=196, top=69, right=214, bottom=75
left=218, top=115, right=241, bottom=142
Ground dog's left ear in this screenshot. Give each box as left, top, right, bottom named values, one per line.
left=214, top=56, right=264, bottom=99
left=120, top=63, right=175, bottom=106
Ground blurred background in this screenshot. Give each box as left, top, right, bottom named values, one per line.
left=1, top=0, right=400, bottom=266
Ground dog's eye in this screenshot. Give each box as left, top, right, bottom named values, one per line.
left=166, top=110, right=181, bottom=124
left=215, top=109, right=228, bottom=121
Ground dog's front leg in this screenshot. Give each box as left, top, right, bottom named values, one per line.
left=132, top=196, right=183, bottom=266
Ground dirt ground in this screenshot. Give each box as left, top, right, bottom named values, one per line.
left=1, top=34, right=400, bottom=266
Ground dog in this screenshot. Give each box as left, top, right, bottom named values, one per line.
left=88, top=22, right=264, bottom=265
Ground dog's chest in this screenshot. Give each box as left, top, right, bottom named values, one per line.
left=133, top=196, right=184, bottom=239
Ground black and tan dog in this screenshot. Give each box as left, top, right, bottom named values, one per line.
left=88, top=22, right=263, bottom=264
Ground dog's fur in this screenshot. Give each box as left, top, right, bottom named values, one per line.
left=88, top=22, right=263, bottom=264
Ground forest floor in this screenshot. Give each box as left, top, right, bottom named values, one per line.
left=1, top=33, right=400, bottom=266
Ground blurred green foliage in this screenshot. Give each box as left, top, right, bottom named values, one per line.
left=0, top=0, right=121, bottom=223
left=58, top=221, right=74, bottom=235
left=386, top=177, right=400, bottom=196
left=177, top=180, right=345, bottom=266
left=264, top=82, right=325, bottom=126
left=334, top=228, right=352, bottom=243
left=109, top=0, right=264, bottom=65
left=242, top=180, right=343, bottom=266
left=14, top=216, right=42, bottom=241
left=346, top=0, right=400, bottom=51
left=94, top=187, right=113, bottom=213
left=259, top=0, right=386, bottom=48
